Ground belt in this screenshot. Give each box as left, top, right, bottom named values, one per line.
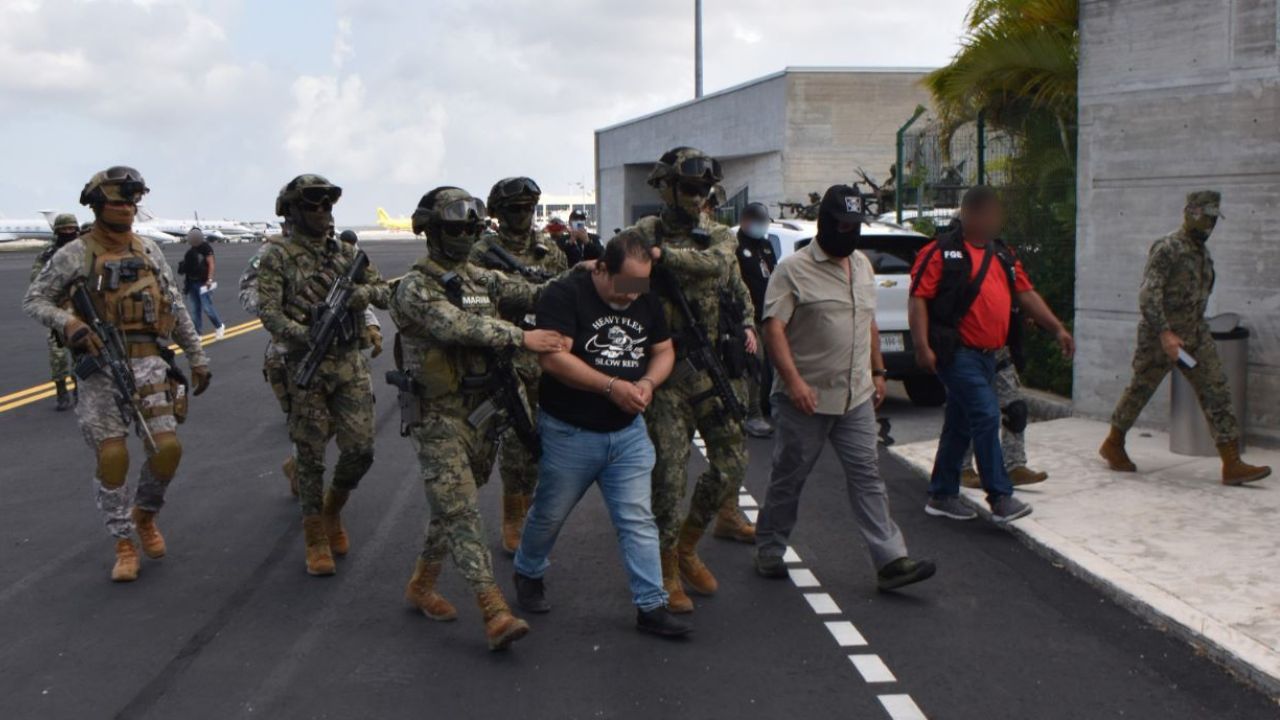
left=960, top=346, right=998, bottom=355
left=125, top=334, right=161, bottom=359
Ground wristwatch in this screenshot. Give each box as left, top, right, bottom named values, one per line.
left=871, top=368, right=888, bottom=378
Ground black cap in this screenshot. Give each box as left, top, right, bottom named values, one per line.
left=819, top=185, right=864, bottom=224
left=569, top=209, right=587, bottom=221
left=338, top=229, right=358, bottom=244
left=742, top=201, right=770, bottom=222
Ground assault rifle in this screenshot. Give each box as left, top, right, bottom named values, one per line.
left=294, top=250, right=369, bottom=390
left=480, top=240, right=554, bottom=283
left=467, top=348, right=541, bottom=460
left=385, top=369, right=422, bottom=437
left=652, top=233, right=747, bottom=422
left=69, top=282, right=156, bottom=451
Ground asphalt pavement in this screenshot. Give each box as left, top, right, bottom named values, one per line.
left=0, top=241, right=1275, bottom=719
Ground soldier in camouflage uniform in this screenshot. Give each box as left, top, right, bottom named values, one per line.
left=630, top=147, right=758, bottom=613
left=470, top=177, right=569, bottom=554
left=391, top=186, right=565, bottom=651
left=1100, top=191, right=1270, bottom=486
left=256, top=175, right=391, bottom=576
left=959, top=347, right=1047, bottom=488
left=31, top=213, right=81, bottom=410
left=24, top=167, right=211, bottom=582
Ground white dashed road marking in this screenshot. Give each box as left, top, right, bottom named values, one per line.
left=878, top=694, right=928, bottom=720
left=689, top=436, right=926, bottom=719
left=849, top=655, right=897, bottom=683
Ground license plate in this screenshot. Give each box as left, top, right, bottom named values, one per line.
left=880, top=332, right=905, bottom=353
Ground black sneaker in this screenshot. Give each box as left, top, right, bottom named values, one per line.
left=513, top=572, right=551, bottom=614
left=636, top=606, right=693, bottom=637
left=876, top=557, right=936, bottom=592
left=754, top=551, right=789, bottom=579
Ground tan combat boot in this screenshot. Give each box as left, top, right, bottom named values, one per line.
left=712, top=495, right=756, bottom=543
left=302, top=515, right=335, bottom=576
left=111, top=538, right=140, bottom=582
left=500, top=494, right=529, bottom=555
left=131, top=507, right=166, bottom=559
left=282, top=455, right=299, bottom=498
left=676, top=520, right=718, bottom=596
left=1099, top=426, right=1137, bottom=472
left=960, top=468, right=981, bottom=488
left=321, top=487, right=351, bottom=555
left=1217, top=441, right=1271, bottom=486
left=661, top=549, right=693, bottom=613
left=404, top=557, right=457, bottom=621
left=476, top=586, right=530, bottom=651
left=1008, top=466, right=1049, bottom=486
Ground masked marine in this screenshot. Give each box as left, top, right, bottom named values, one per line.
left=31, top=212, right=83, bottom=410
left=24, top=167, right=211, bottom=582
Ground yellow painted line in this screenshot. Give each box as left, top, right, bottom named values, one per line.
left=0, top=319, right=264, bottom=415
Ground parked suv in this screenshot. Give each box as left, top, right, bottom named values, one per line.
left=733, top=219, right=946, bottom=406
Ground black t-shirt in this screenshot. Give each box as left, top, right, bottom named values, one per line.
left=180, top=243, right=214, bottom=289
left=560, top=234, right=603, bottom=267
left=536, top=271, right=670, bottom=433
left=735, top=232, right=777, bottom=323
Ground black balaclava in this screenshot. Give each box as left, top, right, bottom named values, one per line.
left=815, top=184, right=864, bottom=258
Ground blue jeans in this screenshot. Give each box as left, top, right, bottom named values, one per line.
left=928, top=348, right=1014, bottom=501
left=185, top=287, right=223, bottom=335
left=514, top=411, right=667, bottom=611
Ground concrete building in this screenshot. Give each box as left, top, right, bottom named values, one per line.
left=1075, top=0, right=1280, bottom=445
left=594, top=67, right=933, bottom=235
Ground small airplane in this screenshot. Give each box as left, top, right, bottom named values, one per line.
left=136, top=207, right=259, bottom=240
left=376, top=208, right=413, bottom=232
left=0, top=211, right=59, bottom=242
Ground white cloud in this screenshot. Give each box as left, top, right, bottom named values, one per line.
left=732, top=23, right=762, bottom=45
left=284, top=74, right=447, bottom=187
left=333, top=16, right=354, bottom=70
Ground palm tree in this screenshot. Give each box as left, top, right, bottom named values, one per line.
left=925, top=0, right=1078, bottom=159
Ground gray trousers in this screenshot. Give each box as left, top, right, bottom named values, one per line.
left=756, top=397, right=908, bottom=570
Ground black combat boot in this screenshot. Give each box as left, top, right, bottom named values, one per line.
left=636, top=606, right=693, bottom=637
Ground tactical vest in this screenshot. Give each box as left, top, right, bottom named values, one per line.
left=271, top=237, right=364, bottom=349
left=399, top=259, right=500, bottom=400
left=79, top=232, right=176, bottom=350
left=636, top=216, right=725, bottom=353
left=910, top=229, right=1020, bottom=368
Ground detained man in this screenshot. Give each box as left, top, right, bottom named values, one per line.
left=513, top=230, right=692, bottom=638
left=755, top=185, right=936, bottom=592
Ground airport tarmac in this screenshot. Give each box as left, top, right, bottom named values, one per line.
left=0, top=242, right=1275, bottom=719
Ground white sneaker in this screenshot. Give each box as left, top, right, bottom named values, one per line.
left=214, top=325, right=226, bottom=340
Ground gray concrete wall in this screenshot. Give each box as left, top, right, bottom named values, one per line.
left=1075, top=0, right=1280, bottom=445
left=595, top=73, right=788, bottom=233
left=782, top=70, right=932, bottom=205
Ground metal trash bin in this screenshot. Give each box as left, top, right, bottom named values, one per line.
left=1170, top=313, right=1249, bottom=456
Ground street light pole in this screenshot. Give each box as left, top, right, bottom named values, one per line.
left=695, top=0, right=703, bottom=98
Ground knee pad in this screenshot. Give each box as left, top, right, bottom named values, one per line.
left=1002, top=400, right=1029, bottom=434
left=147, top=432, right=183, bottom=482
left=96, top=437, right=129, bottom=489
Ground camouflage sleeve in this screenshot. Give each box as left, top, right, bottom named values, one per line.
left=542, top=240, right=569, bottom=273
left=1137, top=239, right=1173, bottom=333
left=358, top=255, right=391, bottom=310
left=22, top=242, right=82, bottom=334
left=660, top=242, right=732, bottom=279
left=238, top=245, right=267, bottom=316
left=256, top=246, right=310, bottom=346
left=147, top=239, right=208, bottom=366
left=29, top=245, right=51, bottom=284
left=394, top=273, right=523, bottom=349
left=481, top=267, right=540, bottom=318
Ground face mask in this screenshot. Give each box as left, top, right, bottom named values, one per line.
left=291, top=205, right=333, bottom=237
left=1183, top=210, right=1217, bottom=242
left=741, top=221, right=768, bottom=240
left=500, top=205, right=535, bottom=234
left=606, top=301, right=632, bottom=311
left=662, top=183, right=706, bottom=226
left=99, top=203, right=136, bottom=231
left=435, top=225, right=478, bottom=261
left=54, top=232, right=78, bottom=245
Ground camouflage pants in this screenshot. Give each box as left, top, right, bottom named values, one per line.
left=962, top=347, right=1026, bottom=470
left=263, top=340, right=291, bottom=415
left=646, top=366, right=748, bottom=550
left=498, top=367, right=540, bottom=498
left=412, top=413, right=499, bottom=593
left=76, top=355, right=180, bottom=539
left=47, top=331, right=70, bottom=382
left=285, top=349, right=375, bottom=516
left=1111, top=324, right=1240, bottom=444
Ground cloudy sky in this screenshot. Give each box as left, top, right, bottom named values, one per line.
left=0, top=0, right=970, bottom=225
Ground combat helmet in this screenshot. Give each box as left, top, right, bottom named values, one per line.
left=79, top=166, right=149, bottom=207
left=487, top=177, right=541, bottom=211
left=411, top=186, right=487, bottom=236
left=646, top=147, right=722, bottom=189
left=52, top=213, right=79, bottom=231
left=276, top=174, right=342, bottom=217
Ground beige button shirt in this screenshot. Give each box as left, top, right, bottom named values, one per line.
left=762, top=242, right=876, bottom=415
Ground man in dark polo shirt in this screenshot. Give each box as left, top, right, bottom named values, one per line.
left=512, top=230, right=691, bottom=638
left=909, top=186, right=1074, bottom=523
